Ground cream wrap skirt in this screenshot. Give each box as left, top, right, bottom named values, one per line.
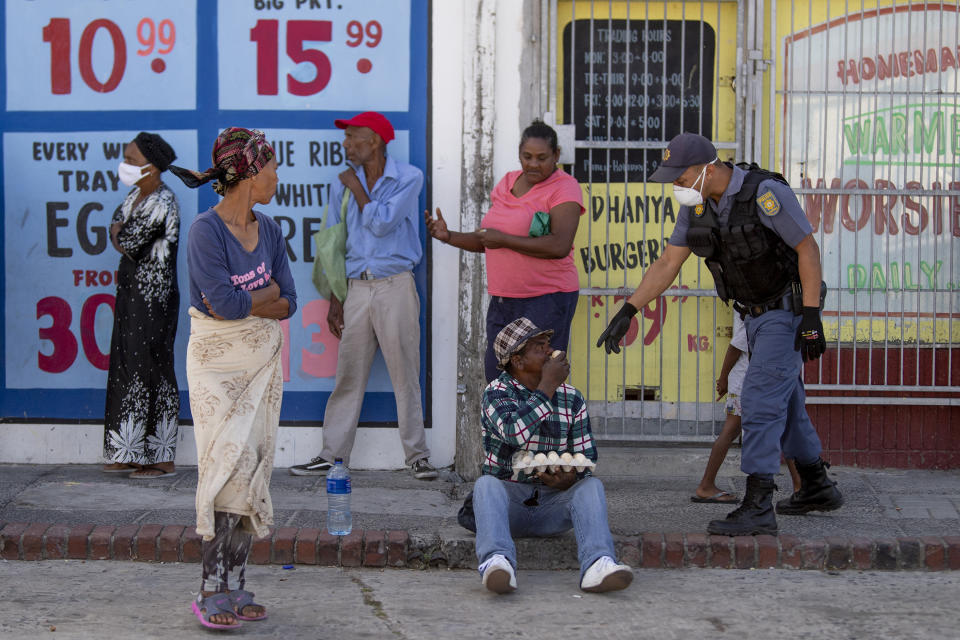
left=186, top=307, right=284, bottom=541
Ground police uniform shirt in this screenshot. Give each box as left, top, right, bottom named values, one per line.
left=667, top=164, right=813, bottom=250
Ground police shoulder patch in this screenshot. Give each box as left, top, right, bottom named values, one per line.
left=757, top=190, right=781, bottom=216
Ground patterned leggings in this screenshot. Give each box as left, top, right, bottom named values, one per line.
left=200, top=512, right=252, bottom=593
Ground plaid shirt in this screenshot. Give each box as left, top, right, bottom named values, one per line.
left=481, top=372, right=597, bottom=482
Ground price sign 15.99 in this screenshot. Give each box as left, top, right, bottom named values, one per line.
left=217, top=0, right=410, bottom=111
left=5, top=0, right=197, bottom=111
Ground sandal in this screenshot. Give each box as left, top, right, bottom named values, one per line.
left=129, top=465, right=177, bottom=479
left=191, top=593, right=241, bottom=630
left=229, top=589, right=268, bottom=621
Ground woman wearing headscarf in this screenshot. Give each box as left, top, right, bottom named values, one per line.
left=102, top=132, right=182, bottom=479
left=170, top=127, right=296, bottom=630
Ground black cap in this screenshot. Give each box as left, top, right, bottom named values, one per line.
left=648, top=132, right=717, bottom=183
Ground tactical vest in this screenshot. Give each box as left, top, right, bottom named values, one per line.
left=685, top=164, right=799, bottom=306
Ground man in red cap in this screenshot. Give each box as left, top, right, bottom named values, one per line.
left=291, top=112, right=438, bottom=480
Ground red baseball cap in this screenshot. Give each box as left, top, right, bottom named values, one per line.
left=334, top=111, right=395, bottom=145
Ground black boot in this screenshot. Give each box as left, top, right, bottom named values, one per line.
left=706, top=474, right=778, bottom=536
left=776, top=457, right=844, bottom=515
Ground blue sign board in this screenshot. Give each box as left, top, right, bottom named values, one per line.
left=1, top=0, right=429, bottom=423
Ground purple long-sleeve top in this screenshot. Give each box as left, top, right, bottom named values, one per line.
left=187, top=208, right=297, bottom=320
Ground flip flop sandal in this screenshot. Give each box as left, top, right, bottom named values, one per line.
left=229, top=589, right=268, bottom=621
left=101, top=465, right=138, bottom=474
left=191, top=593, right=241, bottom=630
left=690, top=491, right=739, bottom=504
left=129, top=466, right=177, bottom=479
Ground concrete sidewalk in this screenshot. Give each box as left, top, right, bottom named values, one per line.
left=2, top=446, right=959, bottom=570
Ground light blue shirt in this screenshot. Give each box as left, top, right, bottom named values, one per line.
left=326, top=154, right=424, bottom=279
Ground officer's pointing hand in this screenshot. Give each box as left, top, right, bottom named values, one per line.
left=596, top=302, right=638, bottom=354
left=795, top=306, right=826, bottom=362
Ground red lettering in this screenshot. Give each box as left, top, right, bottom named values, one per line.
left=84, top=270, right=97, bottom=286
left=860, top=56, right=876, bottom=81
left=73, top=270, right=83, bottom=286
left=943, top=46, right=958, bottom=71
left=98, top=271, right=111, bottom=286
left=902, top=182, right=928, bottom=235
left=37, top=296, right=77, bottom=373
left=836, top=60, right=848, bottom=85
left=898, top=51, right=913, bottom=77
left=873, top=180, right=899, bottom=236
left=841, top=179, right=871, bottom=232
left=844, top=59, right=859, bottom=84
left=914, top=50, right=926, bottom=75
left=79, top=294, right=114, bottom=370
left=802, top=177, right=841, bottom=233
left=300, top=298, right=338, bottom=378
left=950, top=182, right=960, bottom=238
left=933, top=181, right=945, bottom=235
left=926, top=48, right=938, bottom=73
left=877, top=54, right=895, bottom=80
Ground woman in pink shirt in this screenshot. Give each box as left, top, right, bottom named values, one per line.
left=426, top=121, right=584, bottom=381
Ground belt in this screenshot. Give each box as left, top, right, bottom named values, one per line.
left=733, top=291, right=795, bottom=318
left=358, top=269, right=377, bottom=280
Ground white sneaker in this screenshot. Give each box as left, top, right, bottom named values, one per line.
left=479, top=554, right=517, bottom=594
left=580, top=556, right=633, bottom=593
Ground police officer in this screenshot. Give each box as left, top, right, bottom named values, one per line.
left=596, top=132, right=843, bottom=536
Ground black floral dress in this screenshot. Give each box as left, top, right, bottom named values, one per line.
left=103, top=183, right=181, bottom=465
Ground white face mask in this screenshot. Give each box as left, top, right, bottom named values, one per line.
left=673, top=164, right=709, bottom=207
left=118, top=162, right=150, bottom=187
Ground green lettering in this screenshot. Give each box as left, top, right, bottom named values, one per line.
left=920, top=260, right=942, bottom=288
left=891, top=112, right=907, bottom=154
left=843, top=119, right=872, bottom=155
left=873, top=115, right=890, bottom=154
left=914, top=110, right=944, bottom=154
left=848, top=263, right=867, bottom=293
left=903, top=262, right=920, bottom=289
left=889, top=262, right=900, bottom=289
left=952, top=114, right=960, bottom=155
left=871, top=262, right=887, bottom=289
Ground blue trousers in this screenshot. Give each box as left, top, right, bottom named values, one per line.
left=472, top=475, right=616, bottom=579
left=741, top=310, right=823, bottom=476
left=484, top=291, right=579, bottom=382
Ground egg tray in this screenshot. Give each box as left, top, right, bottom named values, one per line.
left=511, top=450, right=596, bottom=475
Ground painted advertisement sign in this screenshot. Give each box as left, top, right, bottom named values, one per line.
left=782, top=3, right=960, bottom=346
left=556, top=2, right=740, bottom=406
left=1, top=0, right=428, bottom=421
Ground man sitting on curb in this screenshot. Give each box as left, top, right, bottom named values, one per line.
left=472, top=317, right=633, bottom=594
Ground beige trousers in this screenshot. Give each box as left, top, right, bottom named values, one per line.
left=320, top=271, right=430, bottom=466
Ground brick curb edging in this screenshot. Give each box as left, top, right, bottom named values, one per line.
left=2, top=522, right=959, bottom=571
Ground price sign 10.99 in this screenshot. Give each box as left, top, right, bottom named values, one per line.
left=6, top=0, right=197, bottom=111
left=218, top=0, right=410, bottom=111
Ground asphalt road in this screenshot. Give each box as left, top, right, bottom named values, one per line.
left=0, top=561, right=957, bottom=639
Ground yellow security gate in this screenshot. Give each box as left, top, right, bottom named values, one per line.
left=544, top=0, right=960, bottom=442
left=545, top=0, right=742, bottom=441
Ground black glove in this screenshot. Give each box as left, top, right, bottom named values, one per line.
left=596, top=302, right=638, bottom=354
left=795, top=306, right=826, bottom=362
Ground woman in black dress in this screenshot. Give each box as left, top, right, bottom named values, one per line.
left=102, top=132, right=181, bottom=479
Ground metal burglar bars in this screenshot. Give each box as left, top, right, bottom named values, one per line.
left=776, top=1, right=960, bottom=404
left=547, top=0, right=960, bottom=445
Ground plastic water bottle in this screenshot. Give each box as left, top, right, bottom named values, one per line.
left=326, top=458, right=352, bottom=535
